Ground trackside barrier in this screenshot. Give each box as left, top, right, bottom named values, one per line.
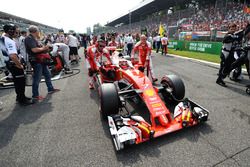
left=168, top=40, right=222, bottom=55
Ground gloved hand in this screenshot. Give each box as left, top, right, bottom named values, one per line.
left=138, top=66, right=145, bottom=72
left=100, top=67, right=107, bottom=75
left=107, top=69, right=116, bottom=80
left=88, top=68, right=99, bottom=76
left=88, top=68, right=94, bottom=76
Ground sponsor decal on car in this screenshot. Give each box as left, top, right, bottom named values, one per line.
left=155, top=111, right=164, bottom=115
left=149, top=97, right=157, bottom=101
left=153, top=107, right=163, bottom=111
left=119, top=71, right=123, bottom=78
left=151, top=103, right=162, bottom=108
left=144, top=89, right=155, bottom=97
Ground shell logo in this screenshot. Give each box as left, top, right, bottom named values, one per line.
left=152, top=103, right=162, bottom=108
left=144, top=89, right=155, bottom=97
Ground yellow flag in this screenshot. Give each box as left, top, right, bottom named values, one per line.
left=158, top=24, right=165, bottom=37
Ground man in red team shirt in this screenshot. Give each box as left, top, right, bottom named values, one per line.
left=108, top=36, right=118, bottom=47
left=161, top=34, right=168, bottom=55
left=86, top=39, right=111, bottom=89
left=132, top=34, right=157, bottom=82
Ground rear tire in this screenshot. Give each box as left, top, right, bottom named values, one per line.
left=99, top=83, right=120, bottom=119
left=161, top=74, right=185, bottom=102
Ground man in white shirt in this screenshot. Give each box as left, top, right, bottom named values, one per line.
left=161, top=34, right=168, bottom=56
left=155, top=34, right=161, bottom=53
left=66, top=33, right=80, bottom=63
left=2, top=24, right=33, bottom=105
left=18, top=30, right=27, bottom=62
left=125, top=34, right=134, bottom=56
left=147, top=35, right=153, bottom=46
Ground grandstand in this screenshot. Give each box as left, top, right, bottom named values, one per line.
left=104, top=0, right=250, bottom=41
left=0, top=11, right=58, bottom=34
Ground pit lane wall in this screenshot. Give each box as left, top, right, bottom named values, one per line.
left=168, top=40, right=222, bottom=55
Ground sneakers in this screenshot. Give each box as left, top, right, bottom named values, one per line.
left=33, top=96, right=45, bottom=100
left=229, top=77, right=241, bottom=82
left=89, top=83, right=94, bottom=89
left=216, top=78, right=227, bottom=87
left=25, top=97, right=32, bottom=101
left=18, top=99, right=35, bottom=106
left=48, top=88, right=60, bottom=94
left=71, top=60, right=79, bottom=65
left=16, top=96, right=32, bottom=101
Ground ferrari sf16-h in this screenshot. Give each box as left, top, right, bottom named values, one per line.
left=93, top=51, right=209, bottom=151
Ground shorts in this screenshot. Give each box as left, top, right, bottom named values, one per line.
left=69, top=47, right=78, bottom=55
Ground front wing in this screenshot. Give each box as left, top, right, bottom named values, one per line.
left=107, top=99, right=209, bottom=151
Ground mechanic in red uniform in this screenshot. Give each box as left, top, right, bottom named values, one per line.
left=132, top=34, right=157, bottom=82
left=86, top=39, right=111, bottom=89
left=107, top=36, right=119, bottom=55
left=108, top=36, right=118, bottom=47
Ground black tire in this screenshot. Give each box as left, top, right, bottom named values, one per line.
left=161, top=74, right=185, bottom=102
left=246, top=87, right=250, bottom=95
left=99, top=83, right=120, bottom=118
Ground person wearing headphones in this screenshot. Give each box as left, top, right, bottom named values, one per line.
left=85, top=39, right=111, bottom=89
left=2, top=24, right=34, bottom=105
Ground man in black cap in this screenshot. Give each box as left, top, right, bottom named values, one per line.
left=1, top=24, right=33, bottom=105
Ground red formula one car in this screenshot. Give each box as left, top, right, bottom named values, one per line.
left=93, top=51, right=209, bottom=151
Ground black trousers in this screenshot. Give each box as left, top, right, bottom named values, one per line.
left=218, top=52, right=235, bottom=79
left=156, top=41, right=161, bottom=53
left=152, top=41, right=156, bottom=50
left=127, top=43, right=133, bottom=56
left=7, top=64, right=26, bottom=101
left=231, top=51, right=250, bottom=77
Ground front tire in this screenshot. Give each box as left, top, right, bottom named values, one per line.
left=99, top=83, right=120, bottom=118
left=161, top=74, right=185, bottom=102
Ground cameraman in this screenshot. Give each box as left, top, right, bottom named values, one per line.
left=25, top=25, right=60, bottom=100
left=2, top=24, right=33, bottom=105
left=216, top=23, right=244, bottom=87
left=230, top=24, right=250, bottom=78
left=230, top=25, right=245, bottom=81
left=216, top=23, right=242, bottom=87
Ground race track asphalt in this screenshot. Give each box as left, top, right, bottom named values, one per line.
left=0, top=48, right=249, bottom=167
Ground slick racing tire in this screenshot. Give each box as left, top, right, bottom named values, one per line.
left=99, top=83, right=120, bottom=118
left=161, top=74, right=185, bottom=102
